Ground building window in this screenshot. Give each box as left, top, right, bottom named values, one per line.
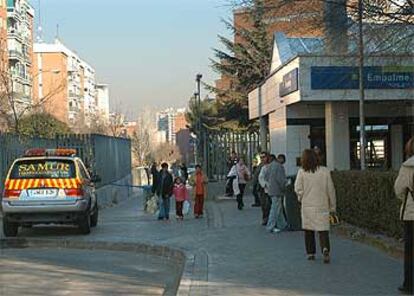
left=351, top=125, right=390, bottom=170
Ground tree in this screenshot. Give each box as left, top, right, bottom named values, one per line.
left=185, top=95, right=221, bottom=132
left=19, top=113, right=71, bottom=139
left=151, top=142, right=182, bottom=164
left=0, top=68, right=66, bottom=135
left=208, top=0, right=273, bottom=128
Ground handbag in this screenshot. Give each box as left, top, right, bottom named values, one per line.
left=329, top=213, right=340, bottom=226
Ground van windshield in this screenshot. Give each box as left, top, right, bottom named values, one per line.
left=10, top=159, right=76, bottom=179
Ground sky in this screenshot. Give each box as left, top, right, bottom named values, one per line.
left=30, top=0, right=230, bottom=119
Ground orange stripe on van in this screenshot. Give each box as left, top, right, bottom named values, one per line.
left=20, top=179, right=27, bottom=190
left=14, top=180, right=20, bottom=190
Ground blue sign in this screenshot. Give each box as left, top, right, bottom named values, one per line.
left=311, top=66, right=414, bottom=90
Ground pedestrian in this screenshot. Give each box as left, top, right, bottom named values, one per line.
left=150, top=162, right=159, bottom=195
left=236, top=158, right=251, bottom=210
left=173, top=177, right=189, bottom=220
left=192, top=164, right=208, bottom=219
left=180, top=163, right=189, bottom=184
left=258, top=152, right=271, bottom=225
left=394, top=136, right=414, bottom=295
left=266, top=153, right=288, bottom=233
left=156, top=162, right=174, bottom=221
left=294, top=149, right=336, bottom=263
left=277, top=154, right=286, bottom=165
left=225, top=151, right=238, bottom=197
left=251, top=158, right=261, bottom=207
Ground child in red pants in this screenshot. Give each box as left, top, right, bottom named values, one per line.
left=173, top=177, right=189, bottom=220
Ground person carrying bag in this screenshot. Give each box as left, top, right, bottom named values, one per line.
left=395, top=137, right=414, bottom=295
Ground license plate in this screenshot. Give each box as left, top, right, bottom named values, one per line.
left=29, top=189, right=58, bottom=198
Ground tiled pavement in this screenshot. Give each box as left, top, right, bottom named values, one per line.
left=3, top=194, right=404, bottom=295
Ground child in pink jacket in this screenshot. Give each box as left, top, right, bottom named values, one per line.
left=173, top=177, right=189, bottom=220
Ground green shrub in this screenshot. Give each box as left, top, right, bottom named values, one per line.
left=331, top=171, right=402, bottom=239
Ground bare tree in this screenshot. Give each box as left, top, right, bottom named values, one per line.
left=0, top=69, right=66, bottom=135
left=131, top=107, right=160, bottom=167
left=151, top=142, right=182, bottom=165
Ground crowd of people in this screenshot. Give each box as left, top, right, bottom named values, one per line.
left=150, top=162, right=207, bottom=221
left=147, top=136, right=414, bottom=293
left=226, top=149, right=336, bottom=264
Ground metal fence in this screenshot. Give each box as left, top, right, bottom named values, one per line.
left=0, top=133, right=131, bottom=188
left=204, top=129, right=264, bottom=180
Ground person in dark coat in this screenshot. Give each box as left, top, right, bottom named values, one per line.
left=251, top=159, right=261, bottom=207
left=180, top=163, right=189, bottom=183
left=156, top=163, right=174, bottom=220
left=150, top=162, right=159, bottom=194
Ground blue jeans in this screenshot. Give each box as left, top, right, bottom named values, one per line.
left=266, top=195, right=287, bottom=231
left=158, top=196, right=170, bottom=219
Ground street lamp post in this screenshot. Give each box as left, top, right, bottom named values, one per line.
left=195, top=74, right=203, bottom=167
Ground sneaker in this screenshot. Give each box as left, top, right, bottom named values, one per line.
left=271, top=228, right=282, bottom=234
left=323, top=248, right=330, bottom=264
left=307, top=254, right=316, bottom=261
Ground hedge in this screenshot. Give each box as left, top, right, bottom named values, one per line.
left=331, top=171, right=402, bottom=239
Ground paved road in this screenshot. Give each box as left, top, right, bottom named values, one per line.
left=0, top=248, right=178, bottom=296
left=1, top=194, right=404, bottom=295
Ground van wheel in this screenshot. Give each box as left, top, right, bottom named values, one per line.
left=3, top=218, right=19, bottom=237
left=78, top=214, right=91, bottom=234
left=90, top=205, right=98, bottom=228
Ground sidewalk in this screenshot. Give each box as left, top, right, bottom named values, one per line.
left=14, top=194, right=403, bottom=295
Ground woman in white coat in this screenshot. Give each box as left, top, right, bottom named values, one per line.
left=295, top=149, right=336, bottom=263
left=394, top=137, right=414, bottom=295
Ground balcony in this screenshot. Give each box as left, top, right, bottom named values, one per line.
left=8, top=50, right=23, bottom=61
left=7, top=29, right=23, bottom=42
left=7, top=9, right=22, bottom=21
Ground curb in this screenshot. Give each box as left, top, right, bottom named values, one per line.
left=0, top=237, right=190, bottom=295
left=0, top=238, right=186, bottom=262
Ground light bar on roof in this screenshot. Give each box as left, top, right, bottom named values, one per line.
left=24, top=148, right=77, bottom=157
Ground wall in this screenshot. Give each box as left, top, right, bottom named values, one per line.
left=248, top=57, right=300, bottom=119
left=0, top=0, right=7, bottom=72
left=33, top=52, right=69, bottom=123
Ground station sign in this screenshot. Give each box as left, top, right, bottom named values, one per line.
left=311, top=66, right=414, bottom=90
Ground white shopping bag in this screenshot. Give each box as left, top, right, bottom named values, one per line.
left=183, top=200, right=191, bottom=215
left=146, top=195, right=159, bottom=215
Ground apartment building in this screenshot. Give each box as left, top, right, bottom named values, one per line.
left=33, top=39, right=99, bottom=126
left=82, top=61, right=97, bottom=124
left=6, top=0, right=34, bottom=104
left=0, top=0, right=7, bottom=72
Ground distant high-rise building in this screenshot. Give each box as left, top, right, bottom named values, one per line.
left=7, top=0, right=34, bottom=105
left=156, top=107, right=188, bottom=144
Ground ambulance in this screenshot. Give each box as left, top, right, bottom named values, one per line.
left=1, top=148, right=100, bottom=237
